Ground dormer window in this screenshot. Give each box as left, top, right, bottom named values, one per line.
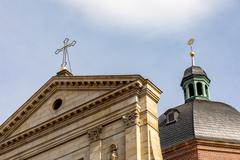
left=167, top=112, right=175, bottom=123
left=165, top=109, right=179, bottom=125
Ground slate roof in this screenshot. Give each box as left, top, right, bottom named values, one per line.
left=183, top=66, right=207, bottom=79
left=159, top=100, right=240, bottom=149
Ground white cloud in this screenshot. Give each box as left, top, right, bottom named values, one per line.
left=61, top=0, right=235, bottom=34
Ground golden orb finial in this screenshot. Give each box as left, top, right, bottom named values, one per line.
left=187, top=38, right=196, bottom=66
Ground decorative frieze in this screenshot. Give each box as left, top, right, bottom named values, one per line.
left=88, top=125, right=103, bottom=142
left=122, top=110, right=141, bottom=128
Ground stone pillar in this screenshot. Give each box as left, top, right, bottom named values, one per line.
left=202, top=82, right=206, bottom=97
left=122, top=110, right=141, bottom=160
left=194, top=82, right=197, bottom=96
left=89, top=140, right=102, bottom=160
left=88, top=125, right=103, bottom=160
left=186, top=85, right=190, bottom=99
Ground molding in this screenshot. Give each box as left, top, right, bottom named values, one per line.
left=0, top=76, right=143, bottom=141
left=0, top=80, right=142, bottom=153
left=1, top=101, right=139, bottom=159
left=163, top=139, right=240, bottom=159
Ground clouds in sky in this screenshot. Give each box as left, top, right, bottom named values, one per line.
left=61, top=0, right=235, bottom=34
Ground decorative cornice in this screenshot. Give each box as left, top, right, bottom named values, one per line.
left=122, top=110, right=141, bottom=128
left=0, top=76, right=142, bottom=141
left=163, top=139, right=240, bottom=155
left=0, top=80, right=143, bottom=152
left=0, top=97, right=138, bottom=158
left=88, top=125, right=103, bottom=142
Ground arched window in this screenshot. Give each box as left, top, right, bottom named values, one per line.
left=188, top=83, right=194, bottom=97
left=197, top=82, right=203, bottom=96
left=205, top=85, right=209, bottom=97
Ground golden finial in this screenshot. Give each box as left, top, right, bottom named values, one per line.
left=187, top=38, right=196, bottom=66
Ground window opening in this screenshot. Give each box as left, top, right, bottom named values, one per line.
left=197, top=82, right=203, bottom=96
left=188, top=83, right=194, bottom=97
left=53, top=99, right=63, bottom=110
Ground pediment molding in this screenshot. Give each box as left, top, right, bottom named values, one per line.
left=0, top=79, right=144, bottom=152
left=0, top=75, right=145, bottom=142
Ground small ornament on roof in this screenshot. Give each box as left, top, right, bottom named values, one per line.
left=55, top=38, right=76, bottom=73
left=187, top=38, right=196, bottom=66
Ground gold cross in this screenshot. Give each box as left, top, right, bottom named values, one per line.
left=55, top=38, right=76, bottom=72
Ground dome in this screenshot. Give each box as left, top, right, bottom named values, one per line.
left=181, top=66, right=210, bottom=87
left=183, top=66, right=208, bottom=79
left=158, top=100, right=240, bottom=149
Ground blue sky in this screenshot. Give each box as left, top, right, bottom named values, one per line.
left=0, top=0, right=239, bottom=124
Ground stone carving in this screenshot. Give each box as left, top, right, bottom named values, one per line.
left=122, top=110, right=140, bottom=128
left=110, top=144, right=118, bottom=160
left=88, top=125, right=103, bottom=142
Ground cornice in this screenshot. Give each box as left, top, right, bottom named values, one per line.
left=0, top=80, right=143, bottom=153
left=163, top=139, right=240, bottom=155
left=0, top=75, right=143, bottom=141
left=1, top=102, right=139, bottom=159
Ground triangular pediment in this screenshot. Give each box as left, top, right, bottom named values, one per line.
left=0, top=75, right=144, bottom=143
left=9, top=89, right=109, bottom=137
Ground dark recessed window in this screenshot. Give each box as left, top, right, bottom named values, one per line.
left=165, top=109, right=180, bottom=125
left=53, top=99, right=62, bottom=110
left=168, top=113, right=175, bottom=122
left=197, top=82, right=203, bottom=96
left=188, top=83, right=194, bottom=97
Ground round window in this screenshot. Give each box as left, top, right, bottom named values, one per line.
left=53, top=99, right=62, bottom=110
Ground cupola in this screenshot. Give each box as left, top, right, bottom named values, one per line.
left=181, top=39, right=211, bottom=103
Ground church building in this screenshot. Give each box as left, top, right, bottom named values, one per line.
left=0, top=39, right=163, bottom=160
left=0, top=38, right=239, bottom=160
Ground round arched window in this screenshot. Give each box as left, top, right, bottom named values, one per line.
left=53, top=99, right=63, bottom=110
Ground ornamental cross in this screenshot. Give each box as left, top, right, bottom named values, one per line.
left=55, top=38, right=76, bottom=72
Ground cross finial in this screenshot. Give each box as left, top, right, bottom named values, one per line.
left=55, top=38, right=76, bottom=72
left=187, top=38, right=196, bottom=66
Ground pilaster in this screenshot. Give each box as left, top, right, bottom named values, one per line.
left=122, top=110, right=141, bottom=160
left=88, top=125, right=103, bottom=160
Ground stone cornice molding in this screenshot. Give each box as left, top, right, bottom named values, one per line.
left=0, top=80, right=143, bottom=152
left=163, top=139, right=240, bottom=156
left=0, top=75, right=146, bottom=141
left=0, top=101, right=139, bottom=159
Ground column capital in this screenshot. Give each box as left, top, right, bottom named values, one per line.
left=88, top=125, right=103, bottom=142
left=122, top=110, right=141, bottom=128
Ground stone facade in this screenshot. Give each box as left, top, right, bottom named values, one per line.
left=0, top=74, right=163, bottom=160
